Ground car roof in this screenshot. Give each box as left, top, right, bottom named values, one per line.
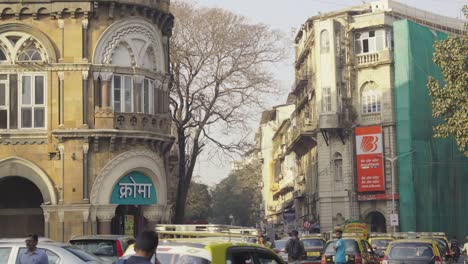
left=0, top=237, right=55, bottom=243
left=0, top=241, right=74, bottom=247
left=391, top=239, right=435, bottom=244
left=70, top=235, right=134, bottom=240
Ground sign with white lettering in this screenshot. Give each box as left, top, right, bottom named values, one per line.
left=355, top=126, right=385, bottom=192
left=110, top=172, right=157, bottom=205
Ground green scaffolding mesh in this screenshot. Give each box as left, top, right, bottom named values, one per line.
left=394, top=20, right=468, bottom=239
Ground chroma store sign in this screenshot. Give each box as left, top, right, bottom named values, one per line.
left=355, top=126, right=385, bottom=192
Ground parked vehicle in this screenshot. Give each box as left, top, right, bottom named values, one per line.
left=0, top=241, right=103, bottom=264
left=69, top=235, right=135, bottom=262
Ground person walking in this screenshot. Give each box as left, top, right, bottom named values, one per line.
left=18, top=234, right=48, bottom=264
left=333, top=230, right=346, bottom=264
left=284, top=230, right=305, bottom=264
left=257, top=235, right=272, bottom=248
left=114, top=230, right=160, bottom=264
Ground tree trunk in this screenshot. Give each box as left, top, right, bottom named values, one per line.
left=173, top=129, right=194, bottom=224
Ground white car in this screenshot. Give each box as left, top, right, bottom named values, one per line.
left=0, top=241, right=104, bottom=264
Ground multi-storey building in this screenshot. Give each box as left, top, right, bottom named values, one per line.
left=257, top=104, right=294, bottom=233
left=0, top=0, right=175, bottom=241
left=259, top=0, right=465, bottom=234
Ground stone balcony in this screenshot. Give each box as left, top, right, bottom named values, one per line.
left=95, top=108, right=171, bottom=135
left=355, top=50, right=393, bottom=68
left=286, top=120, right=318, bottom=155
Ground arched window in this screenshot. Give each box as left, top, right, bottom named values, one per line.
left=334, top=152, right=342, bottom=181
left=15, top=37, right=45, bottom=63
left=320, top=30, right=330, bottom=54
left=361, top=81, right=381, bottom=114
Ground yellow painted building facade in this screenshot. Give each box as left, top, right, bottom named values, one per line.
left=0, top=0, right=176, bottom=241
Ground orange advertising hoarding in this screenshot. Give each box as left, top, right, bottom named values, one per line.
left=355, top=126, right=385, bottom=192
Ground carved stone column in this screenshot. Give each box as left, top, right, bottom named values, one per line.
left=96, top=205, right=117, bottom=235
left=82, top=210, right=90, bottom=236
left=58, top=210, right=65, bottom=242
left=82, top=18, right=89, bottom=61
left=82, top=142, right=89, bottom=201
left=100, top=72, right=113, bottom=109
left=134, top=75, right=144, bottom=113
left=58, top=72, right=64, bottom=127
left=43, top=211, right=50, bottom=238
left=58, top=19, right=64, bottom=60
left=142, top=205, right=159, bottom=230
left=82, top=71, right=89, bottom=127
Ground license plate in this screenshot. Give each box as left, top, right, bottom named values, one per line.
left=307, top=252, right=320, bottom=257
left=332, top=255, right=349, bottom=261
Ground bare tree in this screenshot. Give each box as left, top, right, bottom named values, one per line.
left=170, top=1, right=287, bottom=223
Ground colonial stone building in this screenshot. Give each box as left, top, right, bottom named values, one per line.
left=259, top=0, right=464, bottom=234
left=0, top=0, right=175, bottom=241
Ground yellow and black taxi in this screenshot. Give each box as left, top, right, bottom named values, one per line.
left=301, top=234, right=326, bottom=264
left=416, top=232, right=453, bottom=264
left=382, top=238, right=443, bottom=264
left=368, top=233, right=394, bottom=261
left=321, top=234, right=379, bottom=264
left=122, top=238, right=286, bottom=264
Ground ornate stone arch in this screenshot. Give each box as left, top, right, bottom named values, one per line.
left=90, top=149, right=167, bottom=206
left=0, top=23, right=57, bottom=63
left=93, top=18, right=165, bottom=72
left=0, top=157, right=58, bottom=205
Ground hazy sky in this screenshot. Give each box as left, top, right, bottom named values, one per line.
left=190, top=0, right=467, bottom=186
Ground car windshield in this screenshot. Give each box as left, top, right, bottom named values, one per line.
left=62, top=246, right=100, bottom=262
left=274, top=240, right=287, bottom=249
left=389, top=243, right=434, bottom=260
left=70, top=240, right=116, bottom=256
left=433, top=238, right=447, bottom=253
left=372, top=239, right=392, bottom=248
left=324, top=239, right=359, bottom=255
left=303, top=239, right=324, bottom=248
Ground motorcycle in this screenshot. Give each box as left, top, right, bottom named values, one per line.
left=451, top=240, right=461, bottom=263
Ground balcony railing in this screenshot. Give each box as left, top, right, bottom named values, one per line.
left=356, top=50, right=393, bottom=66
left=357, top=52, right=380, bottom=64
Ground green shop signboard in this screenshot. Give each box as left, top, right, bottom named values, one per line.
left=110, top=172, right=157, bottom=205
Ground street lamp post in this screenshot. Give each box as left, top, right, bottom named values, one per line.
left=384, top=151, right=414, bottom=233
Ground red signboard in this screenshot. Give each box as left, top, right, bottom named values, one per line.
left=355, top=126, right=385, bottom=192
left=357, top=193, right=399, bottom=201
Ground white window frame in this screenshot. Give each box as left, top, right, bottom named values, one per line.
left=18, top=73, right=47, bottom=129
left=354, top=29, right=387, bottom=54
left=112, top=74, right=134, bottom=113
left=142, top=78, right=155, bottom=114
left=321, top=86, right=332, bottom=112
left=0, top=74, right=9, bottom=129
left=362, top=89, right=381, bottom=114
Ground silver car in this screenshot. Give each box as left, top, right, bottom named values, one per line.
left=0, top=241, right=103, bottom=264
